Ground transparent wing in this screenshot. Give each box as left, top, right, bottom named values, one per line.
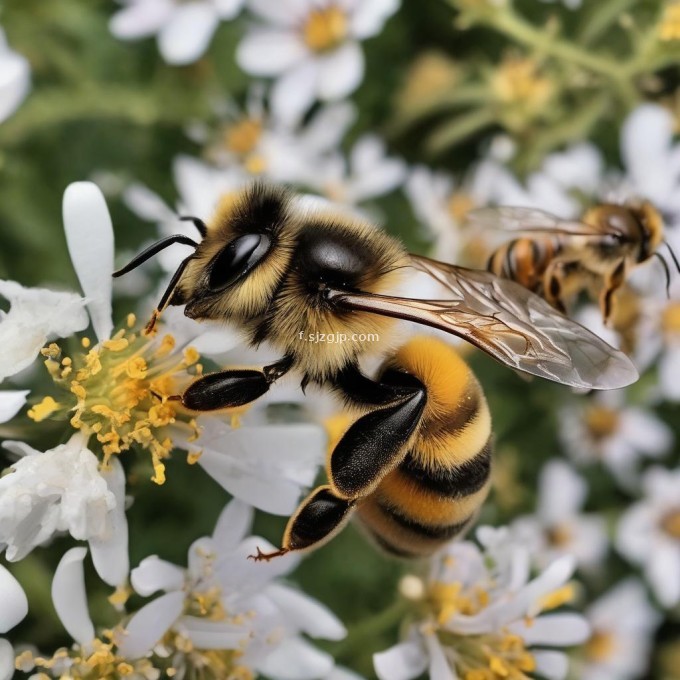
left=467, top=206, right=602, bottom=237
left=328, top=254, right=638, bottom=390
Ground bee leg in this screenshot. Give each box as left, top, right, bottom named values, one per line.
left=600, top=261, right=626, bottom=326
left=328, top=365, right=427, bottom=499
left=249, top=485, right=355, bottom=560
left=176, top=355, right=294, bottom=411
left=543, top=260, right=569, bottom=314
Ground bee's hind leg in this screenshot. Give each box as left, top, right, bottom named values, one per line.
left=175, top=354, right=294, bottom=411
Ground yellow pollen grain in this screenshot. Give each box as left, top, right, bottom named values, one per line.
left=303, top=6, right=347, bottom=52
left=187, top=450, right=202, bottom=464
left=81, top=337, right=92, bottom=348
left=245, top=154, right=267, bottom=175
left=108, top=585, right=131, bottom=608
left=41, top=343, right=61, bottom=359
left=125, top=356, right=148, bottom=379
left=118, top=662, right=134, bottom=675
left=27, top=396, right=61, bottom=422
left=103, top=337, right=130, bottom=352
left=127, top=313, right=136, bottom=328
left=660, top=3, right=680, bottom=40
left=183, top=346, right=200, bottom=366
left=157, top=333, right=176, bottom=357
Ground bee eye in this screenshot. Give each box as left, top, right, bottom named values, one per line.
left=208, top=233, right=270, bottom=291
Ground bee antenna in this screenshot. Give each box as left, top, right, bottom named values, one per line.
left=179, top=215, right=208, bottom=238
left=664, top=240, right=680, bottom=275
left=654, top=252, right=672, bottom=299
left=144, top=254, right=194, bottom=335
left=113, top=235, right=199, bottom=278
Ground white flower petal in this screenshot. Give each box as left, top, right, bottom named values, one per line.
left=131, top=556, right=185, bottom=596
left=52, top=547, right=95, bottom=648
left=270, top=60, right=319, bottom=126
left=647, top=540, right=680, bottom=608
left=374, top=639, right=428, bottom=680
left=212, top=498, right=254, bottom=550
left=0, top=38, right=30, bottom=124
left=256, top=636, right=334, bottom=680
left=316, top=42, right=364, bottom=101
left=538, top=460, right=586, bottom=522
left=122, top=183, right=175, bottom=223
left=236, top=29, right=307, bottom=75
left=0, top=640, right=13, bottom=680
left=89, top=458, right=129, bottom=587
left=0, top=564, right=27, bottom=633
left=0, top=391, right=29, bottom=423
left=176, top=616, right=246, bottom=649
left=0, top=280, right=88, bottom=381
left=0, top=439, right=41, bottom=458
left=158, top=3, right=219, bottom=65
left=350, top=0, right=400, bottom=38
left=215, top=0, right=244, bottom=19
left=533, top=651, right=569, bottom=680
left=116, top=591, right=184, bottom=659
left=62, top=182, right=114, bottom=342
left=109, top=0, right=174, bottom=40
left=510, top=613, right=590, bottom=646
left=247, top=0, right=308, bottom=25
left=265, top=583, right=347, bottom=640
left=424, top=633, right=456, bottom=680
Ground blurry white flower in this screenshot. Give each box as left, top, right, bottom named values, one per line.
left=577, top=578, right=660, bottom=680
left=109, top=0, right=245, bottom=65
left=538, top=0, right=582, bottom=10
left=621, top=103, right=680, bottom=220
left=311, top=134, right=406, bottom=208
left=0, top=27, right=30, bottom=124
left=558, top=390, right=672, bottom=490
left=510, top=460, right=608, bottom=570
left=128, top=498, right=346, bottom=679
left=0, top=433, right=129, bottom=586
left=375, top=528, right=589, bottom=680
left=237, top=0, right=400, bottom=124
left=617, top=467, right=680, bottom=608
left=0, top=562, right=27, bottom=680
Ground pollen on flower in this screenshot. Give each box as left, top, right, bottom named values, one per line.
left=537, top=583, right=576, bottom=612
left=303, top=6, right=348, bottom=52
left=27, top=396, right=61, bottom=422
left=224, top=118, right=263, bottom=155
left=30, top=319, right=203, bottom=484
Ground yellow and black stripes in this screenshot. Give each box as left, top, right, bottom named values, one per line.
left=487, top=236, right=560, bottom=293
left=355, top=336, right=493, bottom=558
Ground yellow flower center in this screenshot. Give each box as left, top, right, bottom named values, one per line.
left=545, top=523, right=573, bottom=548
left=585, top=629, right=616, bottom=662
left=584, top=405, right=620, bottom=441
left=224, top=118, right=263, bottom=155
left=303, top=6, right=348, bottom=52
left=397, top=52, right=459, bottom=108
left=31, top=316, right=202, bottom=484
left=659, top=3, right=680, bottom=40
left=661, top=508, right=680, bottom=539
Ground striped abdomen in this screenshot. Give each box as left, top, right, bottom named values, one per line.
left=356, top=336, right=492, bottom=558
left=487, top=237, right=560, bottom=293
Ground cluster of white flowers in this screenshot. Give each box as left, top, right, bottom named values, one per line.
left=2, top=1, right=679, bottom=678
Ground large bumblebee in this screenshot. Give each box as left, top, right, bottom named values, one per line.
left=471, top=201, right=679, bottom=324
left=114, top=184, right=637, bottom=559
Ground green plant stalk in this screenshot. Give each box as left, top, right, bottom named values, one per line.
left=426, top=108, right=496, bottom=155
left=578, top=0, right=639, bottom=45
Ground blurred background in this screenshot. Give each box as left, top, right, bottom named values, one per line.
left=1, top=0, right=680, bottom=677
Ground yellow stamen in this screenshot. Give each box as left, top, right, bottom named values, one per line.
left=537, top=583, right=576, bottom=612
left=225, top=118, right=263, bottom=155
left=584, top=405, right=619, bottom=440
left=661, top=508, right=680, bottom=539
left=586, top=629, right=615, bottom=662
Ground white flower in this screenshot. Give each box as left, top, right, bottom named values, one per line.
left=558, top=390, right=672, bottom=490
left=0, top=279, right=88, bottom=383
left=617, top=467, right=680, bottom=608
left=375, top=528, right=589, bottom=680
left=577, top=578, right=660, bottom=680
left=510, top=460, right=608, bottom=570
left=126, top=498, right=346, bottom=679
left=109, top=0, right=245, bottom=65
left=621, top=103, right=680, bottom=220
left=237, top=0, right=400, bottom=124
left=0, top=562, right=27, bottom=680
left=310, top=134, right=406, bottom=208
left=0, top=390, right=29, bottom=424
left=0, top=433, right=129, bottom=586
left=0, top=27, right=30, bottom=124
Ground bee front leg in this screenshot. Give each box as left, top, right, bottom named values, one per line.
left=176, top=354, right=294, bottom=411
left=600, top=260, right=626, bottom=326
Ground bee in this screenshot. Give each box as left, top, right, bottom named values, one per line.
left=470, top=201, right=680, bottom=324
left=114, top=184, right=637, bottom=560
